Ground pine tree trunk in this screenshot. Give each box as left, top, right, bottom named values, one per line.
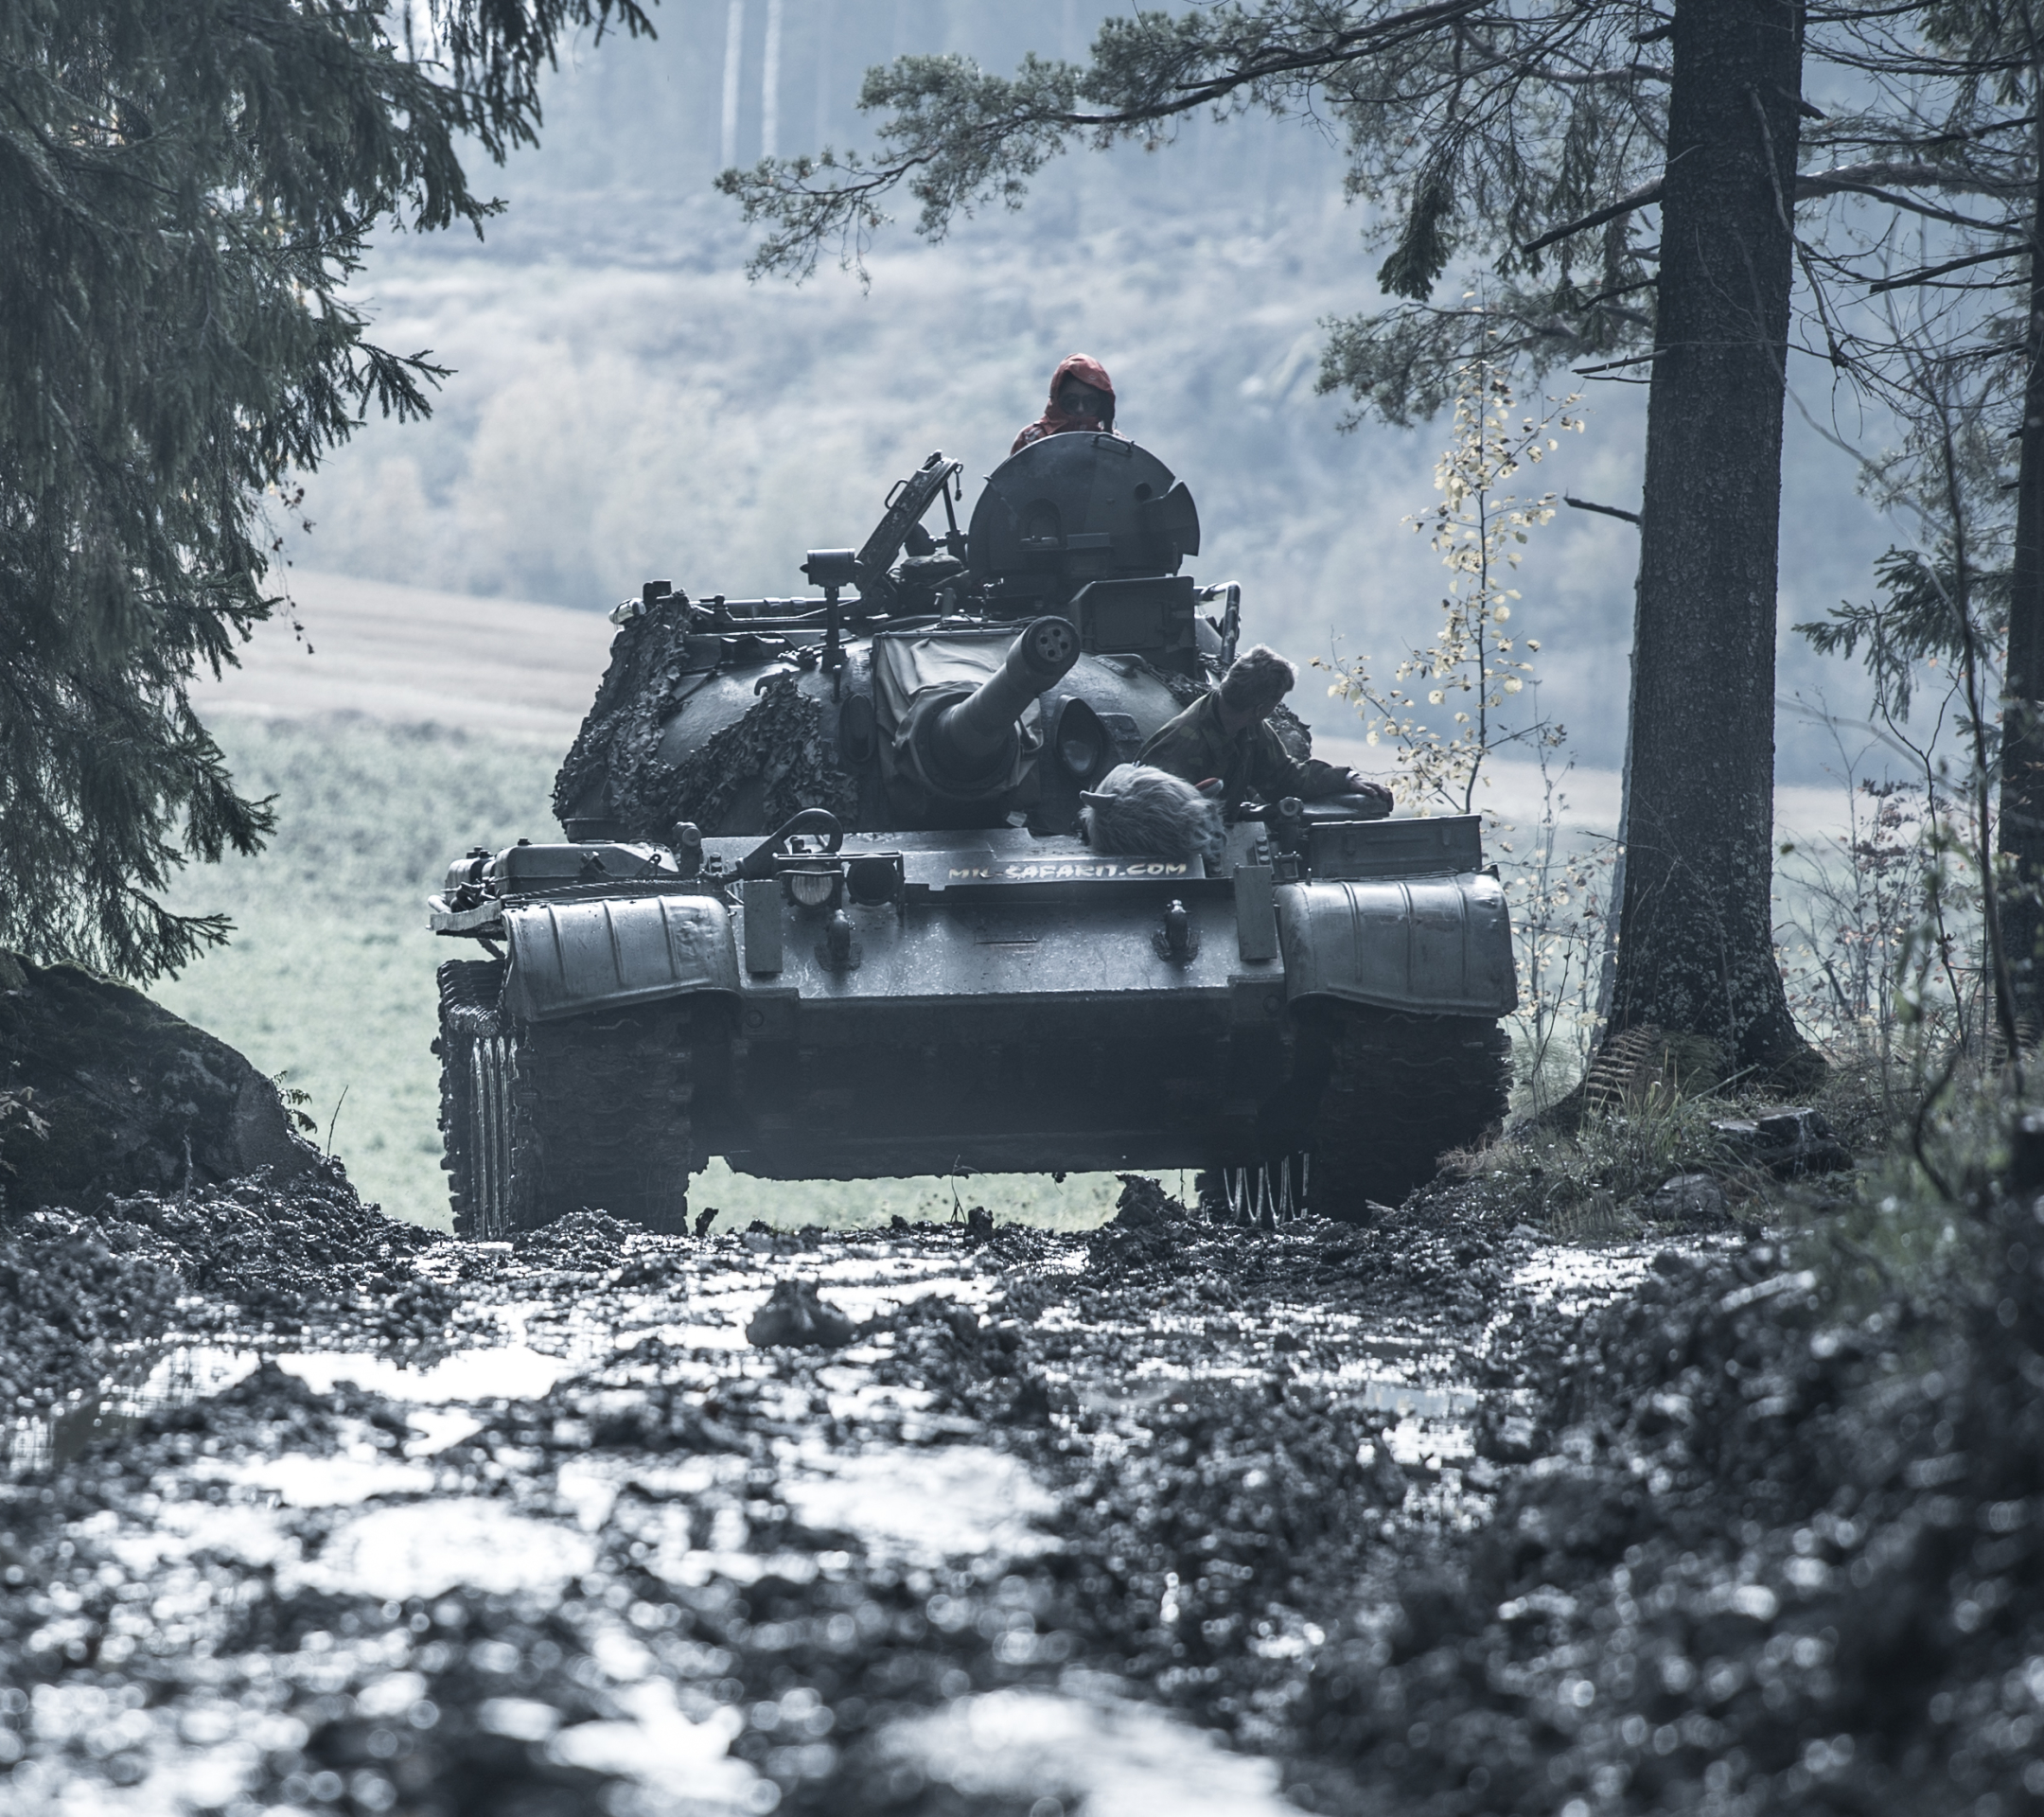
left=1607, top=0, right=1813, bottom=1079
left=1996, top=121, right=2044, bottom=1047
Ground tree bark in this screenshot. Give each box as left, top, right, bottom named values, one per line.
left=1996, top=110, right=2044, bottom=1048
left=1607, top=0, right=1813, bottom=1079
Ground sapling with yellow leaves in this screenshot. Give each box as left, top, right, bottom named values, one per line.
left=1322, top=344, right=1580, bottom=820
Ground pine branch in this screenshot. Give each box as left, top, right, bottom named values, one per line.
left=1521, top=177, right=1665, bottom=255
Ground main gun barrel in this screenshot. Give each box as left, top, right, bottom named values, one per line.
left=927, top=616, right=1082, bottom=780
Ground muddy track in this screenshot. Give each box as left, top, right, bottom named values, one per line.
left=438, top=961, right=695, bottom=1238
left=4, top=1173, right=2041, bottom=1814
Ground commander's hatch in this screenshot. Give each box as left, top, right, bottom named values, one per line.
left=853, top=451, right=964, bottom=608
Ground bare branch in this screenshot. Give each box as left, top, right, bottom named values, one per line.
left=1565, top=495, right=1642, bottom=524
left=1796, top=159, right=2027, bottom=200
left=1521, top=176, right=1664, bottom=255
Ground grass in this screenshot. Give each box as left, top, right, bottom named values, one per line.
left=150, top=716, right=555, bottom=1229
left=152, top=714, right=1128, bottom=1232
left=1781, top=1050, right=2036, bottom=1323
left=1446, top=1083, right=1759, bottom=1238
left=1453, top=1026, right=2032, bottom=1345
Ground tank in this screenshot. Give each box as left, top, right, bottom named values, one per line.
left=429, top=434, right=1516, bottom=1235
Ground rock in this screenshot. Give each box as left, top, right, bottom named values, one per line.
left=746, top=1277, right=855, bottom=1350
left=0, top=951, right=321, bottom=1209
left=1651, top=1173, right=1730, bottom=1227
left=1113, top=1173, right=1188, bottom=1227
left=1002, top=1373, right=1053, bottom=1424
left=1709, top=1105, right=1852, bottom=1177
left=963, top=1206, right=997, bottom=1246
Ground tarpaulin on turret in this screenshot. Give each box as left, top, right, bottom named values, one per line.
left=872, top=629, right=1045, bottom=815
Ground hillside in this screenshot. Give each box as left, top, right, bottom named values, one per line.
left=273, top=0, right=1894, bottom=782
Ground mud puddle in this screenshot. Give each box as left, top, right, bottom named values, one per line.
left=1, top=1188, right=1735, bottom=1814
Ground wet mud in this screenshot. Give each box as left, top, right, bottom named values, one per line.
left=3, top=1173, right=2040, bottom=1814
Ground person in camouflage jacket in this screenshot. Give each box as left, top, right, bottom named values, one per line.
left=1137, top=644, right=1393, bottom=820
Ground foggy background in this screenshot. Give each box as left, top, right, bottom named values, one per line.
left=278, top=0, right=1901, bottom=783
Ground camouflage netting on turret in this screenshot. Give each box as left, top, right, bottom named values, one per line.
left=1268, top=700, right=1314, bottom=764
left=659, top=674, right=858, bottom=837
left=551, top=604, right=856, bottom=840
left=551, top=602, right=688, bottom=835
left=553, top=606, right=857, bottom=839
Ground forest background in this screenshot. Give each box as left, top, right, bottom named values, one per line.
left=157, top=0, right=1902, bottom=1224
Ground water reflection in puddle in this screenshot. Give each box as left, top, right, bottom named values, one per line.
left=1, top=1340, right=569, bottom=1478
left=296, top=1501, right=599, bottom=1601
left=781, top=1446, right=1062, bottom=1564
left=4, top=1246, right=998, bottom=1479
left=882, top=1685, right=1292, bottom=1815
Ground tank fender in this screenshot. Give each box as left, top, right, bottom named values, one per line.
left=503, top=895, right=740, bottom=1023
left=1275, top=873, right=1517, bottom=1017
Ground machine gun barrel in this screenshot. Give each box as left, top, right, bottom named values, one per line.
left=928, top=616, right=1082, bottom=778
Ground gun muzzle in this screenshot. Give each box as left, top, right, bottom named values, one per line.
left=925, top=616, right=1082, bottom=782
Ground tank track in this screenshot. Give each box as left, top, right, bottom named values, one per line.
left=508, top=1001, right=695, bottom=1234
left=1200, top=1003, right=1511, bottom=1226
left=1306, top=1002, right=1511, bottom=1222
left=435, top=959, right=695, bottom=1236
left=436, top=959, right=510, bottom=1239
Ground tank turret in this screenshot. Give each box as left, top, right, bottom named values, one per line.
left=550, top=438, right=1221, bottom=845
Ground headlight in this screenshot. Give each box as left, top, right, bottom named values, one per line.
left=441, top=849, right=491, bottom=906
left=786, top=866, right=838, bottom=908
left=847, top=854, right=905, bottom=906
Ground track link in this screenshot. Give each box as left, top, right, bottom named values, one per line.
left=437, top=959, right=509, bottom=1239
left=1199, top=1003, right=1510, bottom=1226
left=509, top=1002, right=695, bottom=1234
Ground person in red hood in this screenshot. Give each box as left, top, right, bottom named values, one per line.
left=1012, top=354, right=1117, bottom=454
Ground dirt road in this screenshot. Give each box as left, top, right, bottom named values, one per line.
left=0, top=1176, right=1681, bottom=1815
left=7, top=1169, right=2041, bottom=1814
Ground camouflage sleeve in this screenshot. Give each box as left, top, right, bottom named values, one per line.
left=1247, top=725, right=1357, bottom=801
left=1136, top=704, right=1216, bottom=785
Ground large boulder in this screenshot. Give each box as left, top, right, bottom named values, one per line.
left=0, top=951, right=320, bottom=1210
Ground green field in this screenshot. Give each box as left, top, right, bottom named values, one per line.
left=152, top=716, right=1130, bottom=1231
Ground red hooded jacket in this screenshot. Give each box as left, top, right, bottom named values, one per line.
left=1011, top=354, right=1117, bottom=454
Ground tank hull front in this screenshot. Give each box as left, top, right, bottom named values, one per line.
left=501, top=854, right=1295, bottom=1178
left=706, top=974, right=1292, bottom=1179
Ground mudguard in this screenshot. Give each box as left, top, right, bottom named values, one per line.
left=503, top=895, right=740, bottom=1023
left=1276, top=873, right=1518, bottom=1017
